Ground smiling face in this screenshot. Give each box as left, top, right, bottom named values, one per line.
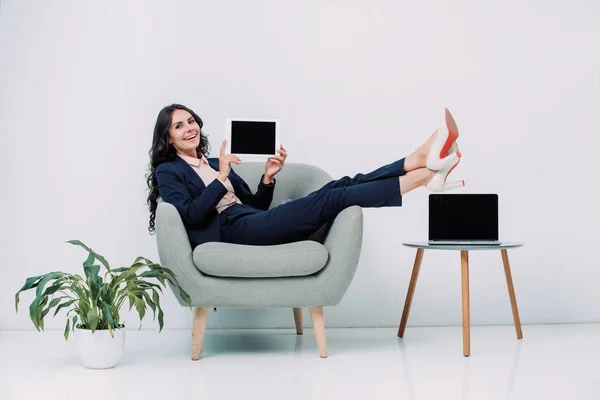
left=168, top=109, right=201, bottom=157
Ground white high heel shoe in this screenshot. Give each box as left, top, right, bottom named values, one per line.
left=426, top=108, right=460, bottom=171
left=426, top=143, right=465, bottom=192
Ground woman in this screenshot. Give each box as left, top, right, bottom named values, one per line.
left=146, top=104, right=463, bottom=247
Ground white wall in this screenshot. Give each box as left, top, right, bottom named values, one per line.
left=1, top=0, right=599, bottom=331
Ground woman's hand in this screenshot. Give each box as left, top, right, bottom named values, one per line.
left=218, top=140, right=241, bottom=182
left=263, top=145, right=287, bottom=184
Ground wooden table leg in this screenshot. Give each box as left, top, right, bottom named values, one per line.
left=398, top=248, right=424, bottom=337
left=501, top=249, right=523, bottom=339
left=309, top=306, right=328, bottom=358
left=293, top=307, right=303, bottom=335
left=191, top=307, right=210, bottom=361
left=461, top=250, right=470, bottom=357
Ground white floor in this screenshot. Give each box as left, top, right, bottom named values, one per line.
left=1, top=324, right=599, bottom=400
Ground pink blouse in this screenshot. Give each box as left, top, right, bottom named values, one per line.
left=177, top=154, right=242, bottom=213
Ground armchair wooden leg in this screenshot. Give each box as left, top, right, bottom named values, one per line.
left=191, top=307, right=210, bottom=361
left=501, top=249, right=523, bottom=339
left=398, top=248, right=425, bottom=337
left=461, top=250, right=470, bottom=357
left=309, top=306, right=327, bottom=358
left=293, top=308, right=303, bottom=334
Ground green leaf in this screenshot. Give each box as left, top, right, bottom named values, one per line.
left=34, top=272, right=62, bottom=298
left=159, top=266, right=179, bottom=282
left=85, top=265, right=100, bottom=302
left=131, top=290, right=156, bottom=321
left=127, top=294, right=136, bottom=311
left=14, top=275, right=44, bottom=312
left=179, top=287, right=192, bottom=307
left=108, top=267, right=129, bottom=274
left=66, top=240, right=111, bottom=271
left=29, top=295, right=48, bottom=332
left=40, top=280, right=67, bottom=299
left=133, top=256, right=157, bottom=267
left=109, top=268, right=143, bottom=290
left=77, top=296, right=91, bottom=321
left=41, top=296, right=64, bottom=319
left=144, top=291, right=157, bottom=319
left=53, top=299, right=77, bottom=317
left=29, top=299, right=40, bottom=331
left=64, top=318, right=70, bottom=341
left=100, top=285, right=115, bottom=302
left=16, top=275, right=44, bottom=293
left=157, top=307, right=164, bottom=332
left=152, top=289, right=160, bottom=308
left=101, top=302, right=116, bottom=328
left=144, top=264, right=190, bottom=308
left=48, top=297, right=63, bottom=308
left=83, top=252, right=95, bottom=268
left=87, top=308, right=99, bottom=333
left=66, top=279, right=89, bottom=301
left=152, top=290, right=164, bottom=331
left=83, top=263, right=101, bottom=302
left=139, top=270, right=162, bottom=279
left=136, top=281, right=163, bottom=292
left=73, top=315, right=79, bottom=329
left=31, top=296, right=49, bottom=332
left=134, top=296, right=146, bottom=325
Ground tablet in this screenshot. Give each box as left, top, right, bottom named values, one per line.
left=225, top=118, right=280, bottom=159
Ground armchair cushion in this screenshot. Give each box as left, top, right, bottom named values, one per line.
left=192, top=240, right=329, bottom=278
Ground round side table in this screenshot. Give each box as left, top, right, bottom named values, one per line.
left=398, top=241, right=524, bottom=356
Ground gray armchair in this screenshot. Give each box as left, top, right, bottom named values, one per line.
left=155, top=162, right=363, bottom=360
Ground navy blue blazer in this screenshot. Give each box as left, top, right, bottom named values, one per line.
left=155, top=156, right=275, bottom=247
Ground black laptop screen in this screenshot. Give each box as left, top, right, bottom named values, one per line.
left=230, top=121, right=276, bottom=155
left=429, top=194, right=498, bottom=241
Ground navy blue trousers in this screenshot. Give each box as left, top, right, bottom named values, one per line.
left=219, top=158, right=407, bottom=245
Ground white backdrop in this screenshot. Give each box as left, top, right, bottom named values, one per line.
left=1, top=0, right=599, bottom=331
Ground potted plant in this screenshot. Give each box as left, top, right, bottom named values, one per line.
left=14, top=240, right=191, bottom=369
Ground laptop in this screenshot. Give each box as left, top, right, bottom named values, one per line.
left=428, top=194, right=501, bottom=245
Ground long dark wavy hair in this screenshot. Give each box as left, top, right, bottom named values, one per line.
left=146, top=104, right=210, bottom=234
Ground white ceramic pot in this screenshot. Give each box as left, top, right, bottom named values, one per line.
left=74, top=326, right=126, bottom=369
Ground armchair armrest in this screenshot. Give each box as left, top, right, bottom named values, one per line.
left=317, top=206, right=364, bottom=304
left=155, top=201, right=202, bottom=306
